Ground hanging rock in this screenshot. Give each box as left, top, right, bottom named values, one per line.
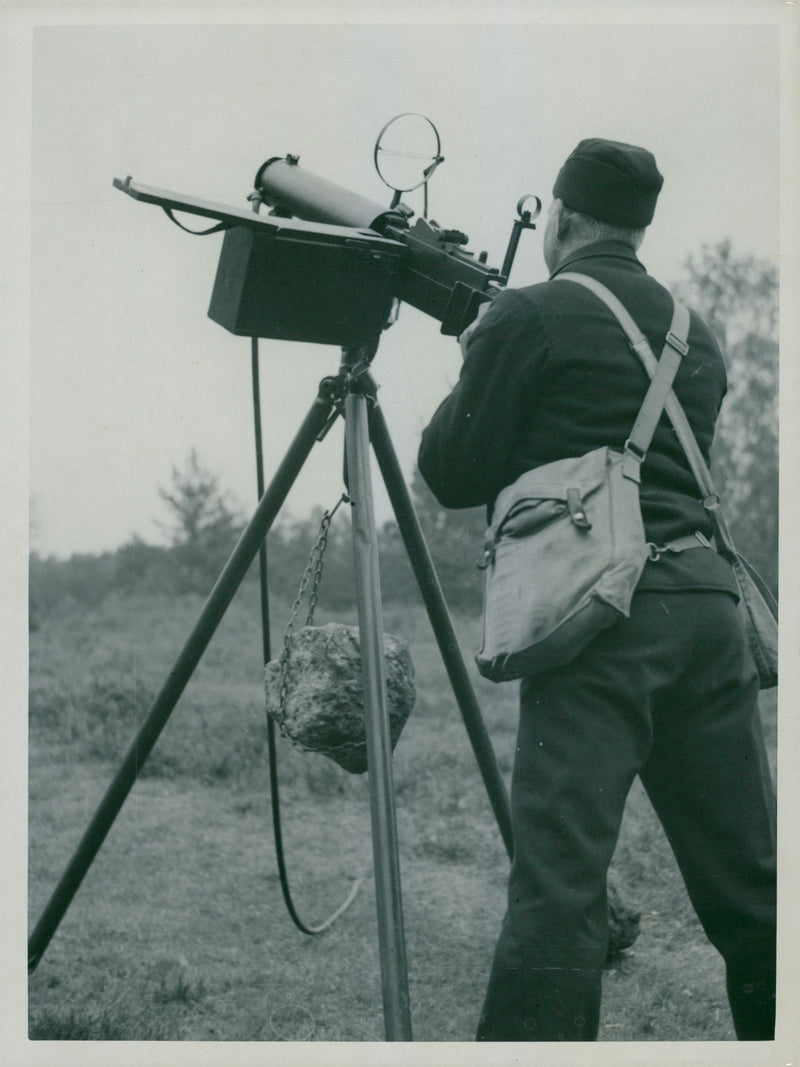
left=264, top=623, right=416, bottom=774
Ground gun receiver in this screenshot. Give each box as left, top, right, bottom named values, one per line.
left=255, top=155, right=507, bottom=336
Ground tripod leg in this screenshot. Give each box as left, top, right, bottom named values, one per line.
left=28, top=388, right=335, bottom=973
left=369, top=401, right=514, bottom=859
left=344, top=390, right=413, bottom=1042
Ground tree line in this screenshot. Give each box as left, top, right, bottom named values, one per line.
left=30, top=240, right=778, bottom=627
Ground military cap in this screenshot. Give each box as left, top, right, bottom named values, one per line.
left=553, top=138, right=664, bottom=228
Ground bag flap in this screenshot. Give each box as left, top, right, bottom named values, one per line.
left=489, top=448, right=613, bottom=541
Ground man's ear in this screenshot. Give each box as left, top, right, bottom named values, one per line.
left=556, top=209, right=572, bottom=241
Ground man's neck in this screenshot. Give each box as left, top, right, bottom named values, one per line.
left=550, top=238, right=643, bottom=277
left=550, top=235, right=604, bottom=273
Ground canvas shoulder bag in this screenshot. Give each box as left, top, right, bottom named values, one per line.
left=476, top=283, right=691, bottom=682
left=557, top=273, right=778, bottom=690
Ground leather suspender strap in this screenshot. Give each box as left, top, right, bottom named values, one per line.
left=553, top=271, right=738, bottom=560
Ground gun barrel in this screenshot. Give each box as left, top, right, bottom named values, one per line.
left=256, top=156, right=403, bottom=234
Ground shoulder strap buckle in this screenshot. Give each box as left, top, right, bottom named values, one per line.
left=665, top=330, right=690, bottom=357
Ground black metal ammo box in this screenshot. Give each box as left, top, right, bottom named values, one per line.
left=208, top=218, right=404, bottom=346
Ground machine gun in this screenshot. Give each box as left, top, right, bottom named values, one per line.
left=114, top=114, right=540, bottom=346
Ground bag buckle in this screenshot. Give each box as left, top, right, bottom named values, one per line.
left=623, top=438, right=646, bottom=461
left=646, top=542, right=662, bottom=562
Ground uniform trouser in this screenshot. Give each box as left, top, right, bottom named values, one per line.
left=476, top=590, right=777, bottom=1041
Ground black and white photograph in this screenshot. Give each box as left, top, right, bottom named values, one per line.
left=3, top=1, right=798, bottom=1063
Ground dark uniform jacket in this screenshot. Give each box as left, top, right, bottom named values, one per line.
left=418, top=239, right=737, bottom=594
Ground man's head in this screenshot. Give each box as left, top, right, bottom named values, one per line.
left=543, top=138, right=663, bottom=273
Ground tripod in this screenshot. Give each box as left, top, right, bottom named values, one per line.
left=27, top=338, right=514, bottom=1041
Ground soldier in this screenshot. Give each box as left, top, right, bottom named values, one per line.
left=418, top=138, right=777, bottom=1041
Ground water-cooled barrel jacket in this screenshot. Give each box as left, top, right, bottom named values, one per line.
left=417, top=239, right=737, bottom=594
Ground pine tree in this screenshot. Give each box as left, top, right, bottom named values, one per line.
left=157, top=449, right=245, bottom=592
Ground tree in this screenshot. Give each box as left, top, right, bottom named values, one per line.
left=673, top=240, right=778, bottom=591
left=158, top=448, right=241, bottom=545
left=157, top=448, right=245, bottom=592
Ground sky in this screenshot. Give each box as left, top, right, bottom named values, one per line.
left=22, top=13, right=785, bottom=558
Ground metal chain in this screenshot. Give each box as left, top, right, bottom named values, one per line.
left=278, top=494, right=351, bottom=724
left=307, top=512, right=330, bottom=625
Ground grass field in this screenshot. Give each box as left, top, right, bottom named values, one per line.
left=27, top=581, right=777, bottom=1043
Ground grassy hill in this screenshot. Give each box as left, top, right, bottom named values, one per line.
left=28, top=583, right=776, bottom=1042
